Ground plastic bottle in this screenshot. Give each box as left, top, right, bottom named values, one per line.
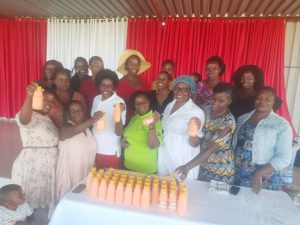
left=90, top=176, right=99, bottom=198
left=124, top=182, right=133, bottom=205
left=188, top=118, right=198, bottom=137
left=107, top=179, right=116, bottom=202
left=142, top=115, right=154, bottom=126
left=177, top=188, right=188, bottom=215
left=151, top=180, right=159, bottom=205
left=86, top=171, right=94, bottom=193
left=115, top=181, right=125, bottom=204
left=133, top=183, right=142, bottom=207
left=159, top=185, right=168, bottom=211
left=96, top=112, right=105, bottom=131
left=113, top=103, right=122, bottom=123
left=168, top=188, right=177, bottom=211
left=32, top=86, right=43, bottom=110
left=281, top=165, right=294, bottom=187
left=141, top=184, right=151, bottom=209
left=98, top=178, right=108, bottom=200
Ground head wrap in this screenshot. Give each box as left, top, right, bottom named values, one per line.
left=173, top=75, right=196, bottom=94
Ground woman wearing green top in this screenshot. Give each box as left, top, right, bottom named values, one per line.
left=121, top=91, right=162, bottom=174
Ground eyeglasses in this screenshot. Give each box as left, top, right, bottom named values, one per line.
left=173, top=86, right=190, bottom=92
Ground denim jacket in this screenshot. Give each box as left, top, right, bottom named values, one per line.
left=232, top=110, right=293, bottom=171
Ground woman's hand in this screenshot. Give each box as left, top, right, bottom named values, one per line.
left=174, top=165, right=190, bottom=180
left=190, top=117, right=201, bottom=130
left=152, top=112, right=161, bottom=123
left=120, top=137, right=129, bottom=149
left=251, top=170, right=263, bottom=194
left=92, top=111, right=104, bottom=123
left=27, top=82, right=38, bottom=97
left=120, top=103, right=126, bottom=112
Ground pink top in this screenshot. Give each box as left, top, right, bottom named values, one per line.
left=196, top=81, right=213, bottom=106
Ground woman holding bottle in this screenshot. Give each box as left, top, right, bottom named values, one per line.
left=12, top=83, right=58, bottom=210
left=56, top=100, right=100, bottom=200
left=158, top=76, right=205, bottom=179
left=176, top=83, right=236, bottom=183
left=91, top=69, right=126, bottom=169
left=122, top=91, right=162, bottom=174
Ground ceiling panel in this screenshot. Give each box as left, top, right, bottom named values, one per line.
left=0, top=0, right=299, bottom=18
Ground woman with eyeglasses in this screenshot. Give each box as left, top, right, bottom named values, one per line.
left=158, top=76, right=205, bottom=179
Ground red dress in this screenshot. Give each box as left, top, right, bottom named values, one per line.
left=79, top=77, right=99, bottom=114
left=115, top=77, right=148, bottom=122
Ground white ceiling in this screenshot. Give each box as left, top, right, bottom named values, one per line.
left=1, top=0, right=300, bottom=18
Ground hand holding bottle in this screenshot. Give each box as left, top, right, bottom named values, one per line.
left=188, top=117, right=201, bottom=137
left=174, top=164, right=190, bottom=180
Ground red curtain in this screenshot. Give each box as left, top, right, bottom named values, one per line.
left=0, top=18, right=47, bottom=118
left=127, top=18, right=297, bottom=135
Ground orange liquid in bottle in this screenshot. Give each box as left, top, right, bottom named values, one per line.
left=32, top=86, right=43, bottom=110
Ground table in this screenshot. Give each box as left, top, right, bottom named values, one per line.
left=49, top=180, right=300, bottom=225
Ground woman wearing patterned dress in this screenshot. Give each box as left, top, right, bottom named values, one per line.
left=12, top=83, right=58, bottom=210
left=232, top=87, right=292, bottom=193
left=176, top=83, right=236, bottom=183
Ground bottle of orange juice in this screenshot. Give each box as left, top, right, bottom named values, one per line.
left=32, top=86, right=43, bottom=110
left=168, top=187, right=177, bottom=211
left=177, top=188, right=188, bottom=215
left=90, top=176, right=99, bottom=198
left=86, top=171, right=94, bottom=193
left=141, top=184, right=151, bottom=209
left=142, top=115, right=154, bottom=126
left=96, top=112, right=105, bottom=131
left=113, top=103, right=122, bottom=123
left=133, top=183, right=142, bottom=207
left=188, top=117, right=198, bottom=137
left=151, top=180, right=159, bottom=205
left=98, top=177, right=108, bottom=200
left=106, top=179, right=116, bottom=202
left=159, top=185, right=168, bottom=211
left=124, top=182, right=133, bottom=205
left=115, top=181, right=125, bottom=204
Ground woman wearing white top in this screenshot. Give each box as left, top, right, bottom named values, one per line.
left=91, top=69, right=126, bottom=169
left=158, top=76, right=205, bottom=179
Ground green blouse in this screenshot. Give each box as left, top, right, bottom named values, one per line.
left=123, top=111, right=162, bottom=174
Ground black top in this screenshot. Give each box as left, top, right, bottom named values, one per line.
left=230, top=95, right=256, bottom=119
left=149, top=90, right=174, bottom=115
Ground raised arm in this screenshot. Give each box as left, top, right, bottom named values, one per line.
left=19, top=83, right=37, bottom=125
left=59, top=111, right=102, bottom=140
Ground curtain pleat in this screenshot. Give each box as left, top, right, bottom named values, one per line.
left=46, top=18, right=127, bottom=71
left=0, top=18, right=47, bottom=118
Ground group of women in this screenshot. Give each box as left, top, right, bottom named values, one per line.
left=11, top=49, right=293, bottom=215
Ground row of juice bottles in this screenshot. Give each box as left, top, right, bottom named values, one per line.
left=85, top=168, right=188, bottom=215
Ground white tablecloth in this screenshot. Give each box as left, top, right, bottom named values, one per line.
left=49, top=180, right=300, bottom=225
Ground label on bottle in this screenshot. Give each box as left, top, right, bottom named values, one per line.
left=169, top=202, right=176, bottom=210
left=159, top=201, right=167, bottom=209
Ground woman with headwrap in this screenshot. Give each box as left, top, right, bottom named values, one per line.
left=158, top=76, right=205, bottom=179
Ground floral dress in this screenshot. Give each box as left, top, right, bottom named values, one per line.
left=196, top=81, right=213, bottom=114
left=12, top=112, right=59, bottom=208
left=234, top=122, right=281, bottom=190
left=199, top=112, right=236, bottom=184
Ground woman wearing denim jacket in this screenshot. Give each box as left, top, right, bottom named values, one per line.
left=232, top=86, right=293, bottom=193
